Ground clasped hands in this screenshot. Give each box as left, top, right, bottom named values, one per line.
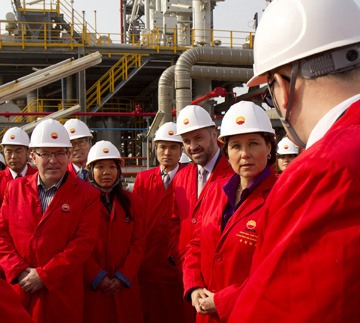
left=99, top=276, right=122, bottom=295
left=18, top=267, right=44, bottom=293
left=191, top=288, right=216, bottom=315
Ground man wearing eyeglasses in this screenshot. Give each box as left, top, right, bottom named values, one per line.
left=226, top=0, right=360, bottom=322
left=0, top=127, right=37, bottom=206
left=64, top=118, right=93, bottom=181
left=0, top=119, right=101, bottom=322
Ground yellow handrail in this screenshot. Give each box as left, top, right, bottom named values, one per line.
left=86, top=53, right=148, bottom=110
left=0, top=16, right=253, bottom=51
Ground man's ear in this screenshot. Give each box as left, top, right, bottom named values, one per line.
left=274, top=73, right=290, bottom=111
left=29, top=151, right=36, bottom=164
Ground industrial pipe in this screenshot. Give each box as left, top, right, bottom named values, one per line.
left=158, top=62, right=253, bottom=122
left=0, top=52, right=102, bottom=104
left=174, top=47, right=254, bottom=113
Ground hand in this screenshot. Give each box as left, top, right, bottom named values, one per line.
left=18, top=268, right=44, bottom=293
left=105, top=277, right=122, bottom=295
left=191, top=288, right=207, bottom=314
left=99, top=276, right=112, bottom=291
left=17, top=267, right=31, bottom=283
left=198, top=288, right=217, bottom=314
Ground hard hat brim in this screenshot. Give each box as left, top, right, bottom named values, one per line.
left=246, top=74, right=268, bottom=88
left=176, top=124, right=215, bottom=136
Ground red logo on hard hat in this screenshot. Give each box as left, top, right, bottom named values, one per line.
left=103, top=148, right=109, bottom=154
left=10, top=134, right=15, bottom=140
left=284, top=145, right=289, bottom=149
left=168, top=130, right=174, bottom=136
left=70, top=128, right=76, bottom=134
left=183, top=118, right=190, bottom=125
left=236, top=116, right=245, bottom=125
left=51, top=132, right=58, bottom=139
left=246, top=220, right=256, bottom=230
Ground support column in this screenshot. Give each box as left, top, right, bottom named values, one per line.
left=77, top=48, right=86, bottom=122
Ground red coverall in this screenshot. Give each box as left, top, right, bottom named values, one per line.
left=84, top=191, right=146, bottom=323
left=183, top=171, right=277, bottom=323
left=133, top=165, right=187, bottom=323
left=227, top=102, right=360, bottom=322
left=170, top=155, right=234, bottom=263
left=0, top=164, right=37, bottom=206
left=0, top=172, right=101, bottom=323
left=0, top=278, right=33, bottom=323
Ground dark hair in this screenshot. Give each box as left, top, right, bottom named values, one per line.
left=112, top=178, right=133, bottom=222
left=221, top=132, right=277, bottom=165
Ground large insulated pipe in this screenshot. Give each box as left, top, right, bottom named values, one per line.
left=193, top=0, right=212, bottom=45
left=177, top=13, right=192, bottom=47
left=158, top=65, right=176, bottom=124
left=159, top=63, right=253, bottom=124
left=144, top=0, right=150, bottom=29
left=191, top=65, right=253, bottom=81
left=175, top=47, right=253, bottom=113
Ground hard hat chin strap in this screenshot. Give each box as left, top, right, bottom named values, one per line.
left=278, top=62, right=306, bottom=149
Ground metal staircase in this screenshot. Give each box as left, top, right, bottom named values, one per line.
left=11, top=0, right=97, bottom=45
left=86, top=53, right=149, bottom=112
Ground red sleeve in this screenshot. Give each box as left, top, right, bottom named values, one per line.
left=229, top=157, right=360, bottom=321
left=214, top=282, right=245, bottom=321
left=0, top=279, right=33, bottom=322
left=0, top=185, right=30, bottom=283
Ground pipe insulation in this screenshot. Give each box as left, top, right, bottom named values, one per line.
left=158, top=62, right=253, bottom=124
left=175, top=47, right=254, bottom=113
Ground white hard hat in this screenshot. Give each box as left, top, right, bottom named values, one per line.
left=218, top=101, right=275, bottom=143
left=64, top=118, right=93, bottom=140
left=179, top=152, right=191, bottom=164
left=154, top=122, right=182, bottom=143
left=277, top=137, right=299, bottom=155
left=248, top=0, right=360, bottom=87
left=1, top=127, right=30, bottom=147
left=176, top=105, right=215, bottom=135
left=0, top=153, right=5, bottom=164
left=29, top=119, right=72, bottom=148
left=86, top=140, right=121, bottom=166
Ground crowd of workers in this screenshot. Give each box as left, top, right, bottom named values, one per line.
left=0, top=0, right=360, bottom=321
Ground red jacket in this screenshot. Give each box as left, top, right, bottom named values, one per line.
left=134, top=165, right=183, bottom=280
left=0, top=172, right=101, bottom=323
left=183, top=171, right=277, bottom=323
left=133, top=165, right=188, bottom=323
left=170, top=155, right=234, bottom=262
left=228, top=102, right=360, bottom=322
left=66, top=162, right=77, bottom=178
left=0, top=164, right=37, bottom=206
left=0, top=279, right=33, bottom=323
left=84, top=190, right=145, bottom=323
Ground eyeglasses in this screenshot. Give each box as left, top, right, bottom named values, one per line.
left=263, top=74, right=291, bottom=109
left=34, top=151, right=68, bottom=161
left=71, top=138, right=90, bottom=147
left=262, top=87, right=274, bottom=108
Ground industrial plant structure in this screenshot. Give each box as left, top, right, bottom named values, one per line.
left=0, top=0, right=279, bottom=177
